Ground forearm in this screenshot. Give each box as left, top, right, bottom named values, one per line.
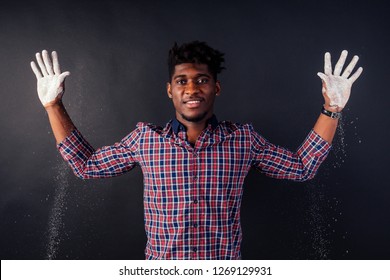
left=252, top=128, right=331, bottom=181
left=313, top=111, right=339, bottom=144
left=45, top=101, right=75, bottom=144
left=57, top=128, right=139, bottom=179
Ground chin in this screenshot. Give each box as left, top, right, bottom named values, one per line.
left=181, top=111, right=208, bottom=123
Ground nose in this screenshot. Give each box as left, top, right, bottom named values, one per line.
left=185, top=80, right=199, bottom=95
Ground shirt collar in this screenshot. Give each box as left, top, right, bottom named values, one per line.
left=172, top=114, right=219, bottom=135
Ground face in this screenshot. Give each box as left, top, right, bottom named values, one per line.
left=167, top=63, right=221, bottom=125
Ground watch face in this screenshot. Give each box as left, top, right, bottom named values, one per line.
left=331, top=112, right=339, bottom=119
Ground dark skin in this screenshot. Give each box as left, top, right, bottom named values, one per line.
left=167, top=63, right=221, bottom=145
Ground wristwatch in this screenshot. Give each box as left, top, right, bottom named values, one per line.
left=321, top=106, right=342, bottom=119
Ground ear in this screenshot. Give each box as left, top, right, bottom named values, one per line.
left=215, top=81, right=221, bottom=96
left=166, top=82, right=172, bottom=98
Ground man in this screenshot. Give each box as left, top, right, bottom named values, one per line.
left=31, top=41, right=363, bottom=259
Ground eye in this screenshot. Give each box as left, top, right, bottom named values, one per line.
left=176, top=79, right=187, bottom=85
left=197, top=78, right=209, bottom=84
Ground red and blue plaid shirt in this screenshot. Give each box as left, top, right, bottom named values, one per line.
left=58, top=115, right=331, bottom=259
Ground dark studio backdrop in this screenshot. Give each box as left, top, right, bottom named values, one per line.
left=0, top=0, right=389, bottom=260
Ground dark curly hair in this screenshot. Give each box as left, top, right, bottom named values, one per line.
left=168, top=41, right=225, bottom=81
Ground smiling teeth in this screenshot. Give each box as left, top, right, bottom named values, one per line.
left=187, top=101, right=200, bottom=104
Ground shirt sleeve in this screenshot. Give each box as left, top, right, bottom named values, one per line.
left=250, top=128, right=331, bottom=181
left=57, top=127, right=141, bottom=179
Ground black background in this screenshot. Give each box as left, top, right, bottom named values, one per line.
left=1, top=0, right=389, bottom=260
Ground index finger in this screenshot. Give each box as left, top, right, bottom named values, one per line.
left=52, top=51, right=61, bottom=75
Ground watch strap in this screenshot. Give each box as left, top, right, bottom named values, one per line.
left=321, top=106, right=342, bottom=119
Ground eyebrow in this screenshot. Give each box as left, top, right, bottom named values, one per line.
left=173, top=73, right=212, bottom=80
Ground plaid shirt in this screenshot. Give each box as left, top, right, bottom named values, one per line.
left=58, top=115, right=331, bottom=259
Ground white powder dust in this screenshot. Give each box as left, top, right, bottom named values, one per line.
left=45, top=162, right=69, bottom=260
left=305, top=114, right=359, bottom=259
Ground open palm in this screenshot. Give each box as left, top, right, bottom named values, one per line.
left=31, top=50, right=70, bottom=107
left=317, top=50, right=363, bottom=110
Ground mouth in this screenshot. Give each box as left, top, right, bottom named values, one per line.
left=183, top=99, right=203, bottom=109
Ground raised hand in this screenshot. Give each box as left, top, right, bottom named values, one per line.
left=317, top=50, right=363, bottom=111
left=31, top=50, right=70, bottom=107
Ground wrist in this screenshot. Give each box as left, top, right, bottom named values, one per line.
left=44, top=100, right=64, bottom=112
left=321, top=105, right=342, bottom=119
left=323, top=103, right=342, bottom=113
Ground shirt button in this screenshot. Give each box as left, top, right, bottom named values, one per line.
left=193, top=223, right=198, bottom=228
left=193, top=247, right=197, bottom=252
left=193, top=199, right=198, bottom=204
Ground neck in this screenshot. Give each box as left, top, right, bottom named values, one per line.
left=176, top=113, right=212, bottom=145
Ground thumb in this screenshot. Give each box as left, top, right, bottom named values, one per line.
left=58, top=71, right=70, bottom=83
left=317, top=72, right=328, bottom=95
left=317, top=72, right=328, bottom=82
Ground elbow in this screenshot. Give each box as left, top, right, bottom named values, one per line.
left=294, top=173, right=316, bottom=182
left=294, top=168, right=318, bottom=182
left=63, top=158, right=94, bottom=180
left=73, top=169, right=89, bottom=180
left=70, top=162, right=91, bottom=180
left=292, top=156, right=322, bottom=182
